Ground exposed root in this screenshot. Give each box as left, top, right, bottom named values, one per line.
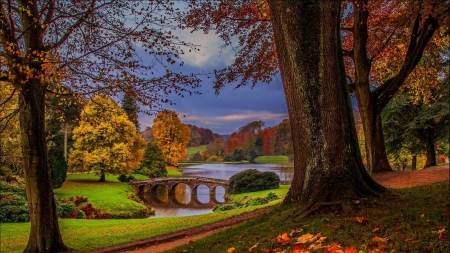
left=293, top=200, right=346, bottom=219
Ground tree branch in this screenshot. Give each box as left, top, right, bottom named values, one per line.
left=0, top=86, right=16, bottom=107
left=44, top=0, right=97, bottom=50
left=374, top=14, right=441, bottom=111
left=369, top=30, right=396, bottom=63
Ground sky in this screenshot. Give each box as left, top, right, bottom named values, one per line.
left=138, top=30, right=289, bottom=135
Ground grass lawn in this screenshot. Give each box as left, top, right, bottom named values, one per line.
left=0, top=184, right=288, bottom=253
left=54, top=174, right=148, bottom=216
left=187, top=145, right=207, bottom=155
left=254, top=155, right=289, bottom=164
left=166, top=181, right=450, bottom=253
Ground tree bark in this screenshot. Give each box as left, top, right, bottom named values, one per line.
left=424, top=129, right=437, bottom=168
left=267, top=0, right=385, bottom=207
left=411, top=155, right=417, bottom=170
left=19, top=78, right=67, bottom=253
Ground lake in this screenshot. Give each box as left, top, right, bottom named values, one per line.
left=139, top=163, right=292, bottom=217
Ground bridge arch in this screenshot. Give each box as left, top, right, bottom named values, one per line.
left=130, top=177, right=228, bottom=196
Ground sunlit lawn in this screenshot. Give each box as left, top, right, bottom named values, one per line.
left=1, top=176, right=289, bottom=253
left=187, top=145, right=207, bottom=155
left=254, top=155, right=289, bottom=164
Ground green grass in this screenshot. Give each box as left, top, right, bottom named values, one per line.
left=54, top=174, right=147, bottom=215
left=167, top=167, right=182, bottom=176
left=254, top=155, right=289, bottom=164
left=178, top=161, right=249, bottom=166
left=0, top=186, right=288, bottom=253
left=229, top=185, right=290, bottom=203
left=187, top=145, right=207, bottom=155
left=166, top=181, right=450, bottom=253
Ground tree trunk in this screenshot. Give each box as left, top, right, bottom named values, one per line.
left=411, top=155, right=417, bottom=170
left=374, top=114, right=392, bottom=172
left=267, top=0, right=385, bottom=207
left=424, top=129, right=437, bottom=168
left=99, top=169, right=106, bottom=182
left=19, top=79, right=67, bottom=253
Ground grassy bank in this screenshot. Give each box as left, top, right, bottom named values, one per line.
left=187, top=145, right=207, bottom=155
left=167, top=181, right=450, bottom=253
left=0, top=184, right=289, bottom=253
left=254, top=155, right=289, bottom=164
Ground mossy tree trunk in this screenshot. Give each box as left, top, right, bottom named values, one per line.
left=267, top=0, right=385, bottom=208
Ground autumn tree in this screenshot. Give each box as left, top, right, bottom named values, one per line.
left=68, top=96, right=145, bottom=181
left=138, top=141, right=167, bottom=178
left=0, top=81, right=21, bottom=173
left=180, top=0, right=449, bottom=174
left=0, top=1, right=203, bottom=251
left=257, top=1, right=386, bottom=207
left=152, top=110, right=191, bottom=166
left=121, top=92, right=140, bottom=132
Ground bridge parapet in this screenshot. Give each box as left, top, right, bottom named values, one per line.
left=130, top=177, right=228, bottom=195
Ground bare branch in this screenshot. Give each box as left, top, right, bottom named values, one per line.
left=0, top=86, right=16, bottom=107
left=0, top=108, right=18, bottom=134
left=369, top=30, right=396, bottom=63
left=44, top=0, right=97, bottom=50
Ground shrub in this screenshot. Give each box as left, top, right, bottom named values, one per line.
left=213, top=202, right=245, bottom=212
left=247, top=197, right=268, bottom=206
left=0, top=166, right=13, bottom=176
left=232, top=149, right=245, bottom=161
left=228, top=169, right=280, bottom=194
left=118, top=174, right=136, bottom=182
left=0, top=180, right=30, bottom=222
left=207, top=155, right=223, bottom=162
left=190, top=152, right=203, bottom=162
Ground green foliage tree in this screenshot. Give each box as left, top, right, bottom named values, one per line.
left=383, top=77, right=449, bottom=169
left=228, top=169, right=280, bottom=194
left=232, top=148, right=245, bottom=161
left=190, top=152, right=203, bottom=162
left=68, top=96, right=145, bottom=181
left=152, top=110, right=191, bottom=166
left=138, top=141, right=167, bottom=178
left=121, top=92, right=140, bottom=132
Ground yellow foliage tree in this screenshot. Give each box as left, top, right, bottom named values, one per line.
left=68, top=96, right=144, bottom=181
left=152, top=110, right=190, bottom=166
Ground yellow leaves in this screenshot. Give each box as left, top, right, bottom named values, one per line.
left=432, top=228, right=446, bottom=239
left=277, top=232, right=293, bottom=244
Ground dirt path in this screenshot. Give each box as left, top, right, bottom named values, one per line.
left=90, top=165, right=449, bottom=253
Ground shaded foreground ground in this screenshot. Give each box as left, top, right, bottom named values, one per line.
left=93, top=165, right=449, bottom=253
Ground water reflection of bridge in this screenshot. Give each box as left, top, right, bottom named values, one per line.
left=138, top=186, right=224, bottom=209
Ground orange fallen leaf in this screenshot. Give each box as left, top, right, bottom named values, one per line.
left=272, top=247, right=284, bottom=252
left=372, top=227, right=381, bottom=233
left=262, top=249, right=271, bottom=253
left=291, top=244, right=310, bottom=253
left=344, top=245, right=358, bottom=253
left=323, top=243, right=342, bottom=253
left=353, top=200, right=360, bottom=204
left=226, top=247, right=235, bottom=253
left=372, top=236, right=389, bottom=243
left=354, top=216, right=368, bottom=223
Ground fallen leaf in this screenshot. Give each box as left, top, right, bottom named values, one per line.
left=249, top=242, right=259, bottom=252
left=297, top=233, right=314, bottom=243
left=262, top=249, right=271, bottom=253
left=372, top=236, right=389, bottom=243
left=344, top=246, right=358, bottom=253
left=226, top=247, right=235, bottom=253
left=372, top=228, right=381, bottom=233
left=354, top=216, right=368, bottom=223
left=308, top=243, right=323, bottom=250
left=323, top=243, right=342, bottom=253
left=420, top=213, right=425, bottom=218
left=272, top=247, right=284, bottom=252
left=291, top=244, right=309, bottom=253
left=354, top=200, right=360, bottom=204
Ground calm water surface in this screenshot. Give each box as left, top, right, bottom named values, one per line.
left=140, top=163, right=290, bottom=217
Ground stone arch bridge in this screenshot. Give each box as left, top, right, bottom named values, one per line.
left=130, top=177, right=228, bottom=195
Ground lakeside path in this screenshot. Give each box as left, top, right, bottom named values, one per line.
left=90, top=165, right=449, bottom=253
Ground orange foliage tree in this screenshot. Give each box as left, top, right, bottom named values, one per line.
left=179, top=0, right=449, bottom=174
left=152, top=110, right=191, bottom=166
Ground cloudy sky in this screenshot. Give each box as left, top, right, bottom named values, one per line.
left=138, top=31, right=289, bottom=135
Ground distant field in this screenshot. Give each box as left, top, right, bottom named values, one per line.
left=254, top=155, right=289, bottom=164
left=187, top=145, right=207, bottom=155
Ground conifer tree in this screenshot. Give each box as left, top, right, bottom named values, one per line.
left=121, top=93, right=140, bottom=132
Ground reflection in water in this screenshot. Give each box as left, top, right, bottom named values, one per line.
left=139, top=184, right=225, bottom=217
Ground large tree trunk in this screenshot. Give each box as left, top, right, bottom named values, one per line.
left=99, top=169, right=106, bottom=182
left=19, top=79, right=67, bottom=253
left=267, top=0, right=385, bottom=207
left=424, top=129, right=437, bottom=168
left=352, top=0, right=391, bottom=175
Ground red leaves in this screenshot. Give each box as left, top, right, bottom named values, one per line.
left=354, top=215, right=368, bottom=223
